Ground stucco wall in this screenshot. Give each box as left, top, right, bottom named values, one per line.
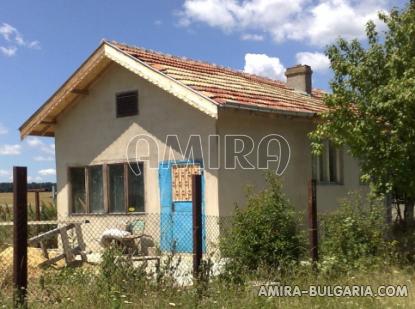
left=216, top=108, right=367, bottom=216
left=54, top=61, right=366, bottom=235
left=55, top=63, right=219, bottom=224
left=316, top=149, right=368, bottom=212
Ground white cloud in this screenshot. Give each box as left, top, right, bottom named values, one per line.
left=241, top=33, right=264, bottom=41
left=179, top=0, right=390, bottom=46
left=27, top=175, right=43, bottom=183
left=0, top=169, right=10, bottom=177
left=7, top=172, right=43, bottom=183
left=295, top=51, right=330, bottom=72
left=0, top=23, right=16, bottom=41
left=0, top=22, right=41, bottom=57
left=244, top=53, right=286, bottom=80
left=41, top=144, right=55, bottom=155
left=27, top=137, right=43, bottom=147
left=0, top=123, right=7, bottom=135
left=27, top=40, right=41, bottom=49
left=0, top=46, right=16, bottom=57
left=0, top=144, right=21, bottom=155
left=179, top=0, right=237, bottom=29
left=38, top=169, right=56, bottom=176
left=33, top=155, right=54, bottom=162
left=27, top=137, right=55, bottom=155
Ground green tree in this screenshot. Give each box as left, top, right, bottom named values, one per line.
left=311, top=1, right=415, bottom=222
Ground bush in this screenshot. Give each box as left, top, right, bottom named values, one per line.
left=390, top=223, right=415, bottom=265
left=320, top=193, right=392, bottom=272
left=220, top=174, right=305, bottom=280
left=99, top=246, right=147, bottom=294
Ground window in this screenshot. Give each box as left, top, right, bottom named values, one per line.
left=70, top=168, right=86, bottom=213
left=89, top=166, right=104, bottom=213
left=314, top=141, right=343, bottom=184
left=109, top=164, right=125, bottom=213
left=69, top=162, right=145, bottom=214
left=116, top=91, right=138, bottom=118
left=127, top=164, right=145, bottom=213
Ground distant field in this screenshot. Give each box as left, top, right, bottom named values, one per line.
left=0, top=192, right=53, bottom=206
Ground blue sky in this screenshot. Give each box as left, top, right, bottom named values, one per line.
left=0, top=0, right=406, bottom=183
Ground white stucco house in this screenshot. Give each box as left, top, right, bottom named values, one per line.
left=20, top=41, right=366, bottom=252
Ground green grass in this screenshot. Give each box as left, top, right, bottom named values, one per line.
left=0, top=263, right=413, bottom=308
left=0, top=199, right=57, bottom=251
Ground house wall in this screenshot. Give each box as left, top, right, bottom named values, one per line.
left=216, top=108, right=368, bottom=217
left=53, top=60, right=367, bottom=251
left=54, top=63, right=219, bottom=249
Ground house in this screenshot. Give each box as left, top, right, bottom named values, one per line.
left=20, top=41, right=366, bottom=253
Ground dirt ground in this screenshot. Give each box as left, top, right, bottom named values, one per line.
left=0, top=246, right=65, bottom=287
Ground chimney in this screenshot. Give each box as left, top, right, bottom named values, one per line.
left=285, top=65, right=312, bottom=94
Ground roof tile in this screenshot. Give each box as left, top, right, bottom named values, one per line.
left=111, top=41, right=327, bottom=115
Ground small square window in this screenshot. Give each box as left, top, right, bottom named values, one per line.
left=116, top=91, right=138, bottom=118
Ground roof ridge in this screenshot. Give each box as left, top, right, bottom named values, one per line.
left=107, top=40, right=296, bottom=90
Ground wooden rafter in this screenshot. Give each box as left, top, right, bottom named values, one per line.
left=71, top=89, right=89, bottom=95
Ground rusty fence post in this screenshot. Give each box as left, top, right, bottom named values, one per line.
left=28, top=189, right=46, bottom=221
left=308, top=178, right=318, bottom=269
left=192, top=174, right=202, bottom=278
left=34, top=191, right=40, bottom=221
left=13, top=166, right=28, bottom=308
left=28, top=189, right=45, bottom=249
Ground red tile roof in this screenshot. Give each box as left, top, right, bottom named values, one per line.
left=110, top=41, right=327, bottom=115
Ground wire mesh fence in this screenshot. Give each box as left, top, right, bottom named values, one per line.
left=0, top=207, right=233, bottom=303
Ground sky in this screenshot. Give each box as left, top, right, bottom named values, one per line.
left=0, top=0, right=407, bottom=183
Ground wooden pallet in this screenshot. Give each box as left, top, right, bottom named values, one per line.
left=28, top=222, right=87, bottom=267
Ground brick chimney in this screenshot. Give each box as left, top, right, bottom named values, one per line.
left=285, top=65, right=312, bottom=94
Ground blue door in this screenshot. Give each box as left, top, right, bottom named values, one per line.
left=159, top=161, right=204, bottom=253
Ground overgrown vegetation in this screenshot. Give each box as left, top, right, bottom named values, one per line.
left=220, top=174, right=305, bottom=282
left=0, top=201, right=57, bottom=250
left=1, top=178, right=415, bottom=307
left=310, top=1, right=415, bottom=221
left=319, top=194, right=393, bottom=273
left=0, top=249, right=414, bottom=308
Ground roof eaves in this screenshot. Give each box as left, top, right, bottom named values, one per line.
left=19, top=41, right=108, bottom=139
left=104, top=40, right=219, bottom=118
left=221, top=101, right=317, bottom=118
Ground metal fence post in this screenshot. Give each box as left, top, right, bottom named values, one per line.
left=192, top=174, right=202, bottom=278
left=28, top=189, right=46, bottom=221
left=13, top=166, right=28, bottom=308
left=308, top=178, right=318, bottom=269
left=35, top=191, right=40, bottom=221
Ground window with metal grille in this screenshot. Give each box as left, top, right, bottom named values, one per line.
left=116, top=91, right=138, bottom=118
